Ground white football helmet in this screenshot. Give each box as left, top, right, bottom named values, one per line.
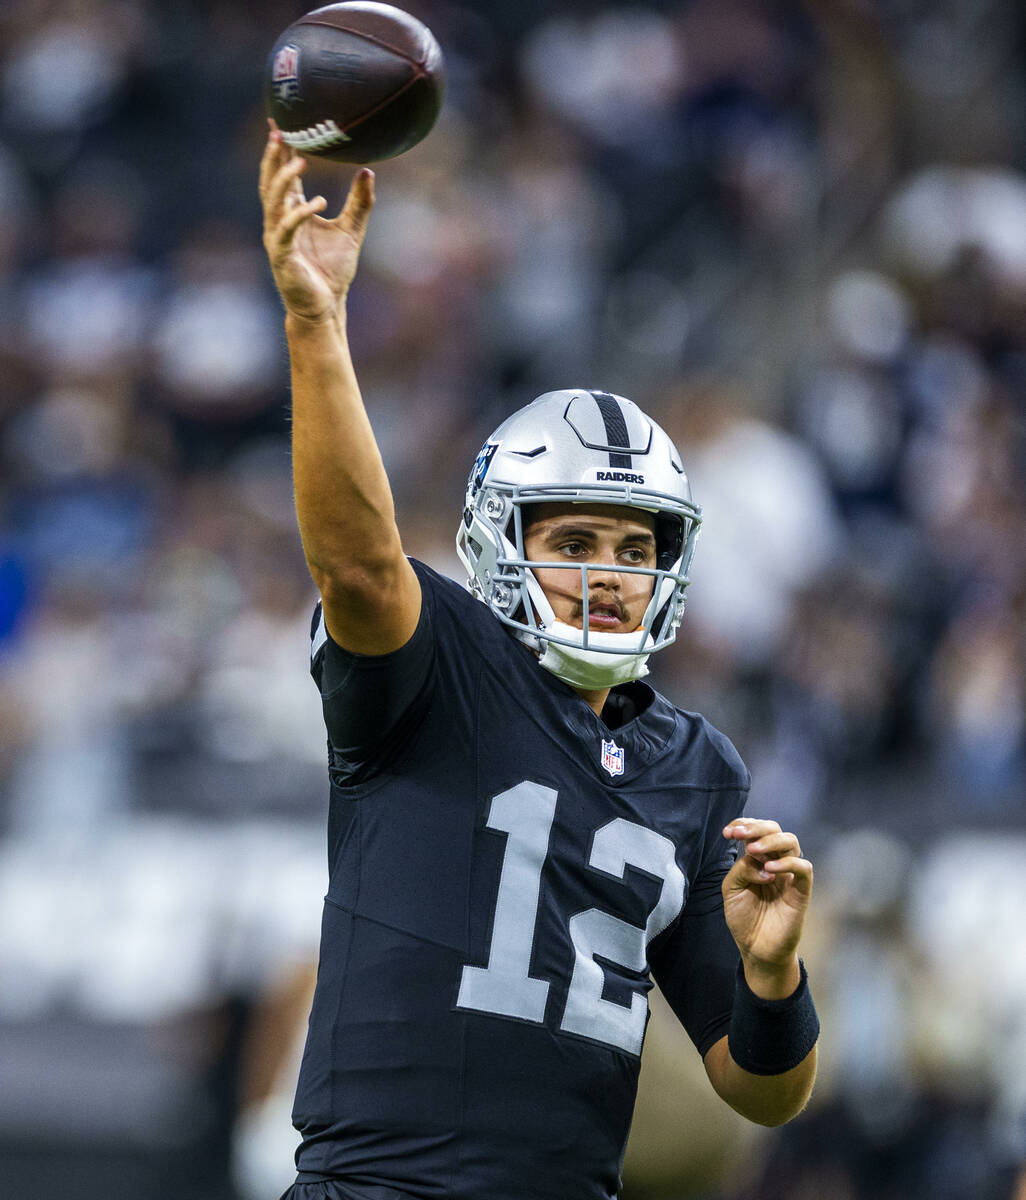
left=456, top=389, right=701, bottom=689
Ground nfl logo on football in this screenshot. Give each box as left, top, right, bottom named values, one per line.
left=601, top=739, right=625, bottom=777
left=272, top=44, right=300, bottom=102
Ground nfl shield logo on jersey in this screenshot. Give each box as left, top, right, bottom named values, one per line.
left=600, top=738, right=625, bottom=777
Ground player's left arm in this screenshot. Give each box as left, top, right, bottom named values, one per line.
left=702, top=818, right=818, bottom=1126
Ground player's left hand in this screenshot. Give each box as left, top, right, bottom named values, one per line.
left=721, top=818, right=813, bottom=984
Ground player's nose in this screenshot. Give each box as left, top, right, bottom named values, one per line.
left=586, top=561, right=622, bottom=585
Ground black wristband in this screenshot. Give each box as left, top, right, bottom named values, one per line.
left=727, top=959, right=820, bottom=1076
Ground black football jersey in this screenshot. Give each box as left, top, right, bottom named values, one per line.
left=292, top=560, right=749, bottom=1200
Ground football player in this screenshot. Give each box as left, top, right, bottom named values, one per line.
left=259, top=124, right=818, bottom=1200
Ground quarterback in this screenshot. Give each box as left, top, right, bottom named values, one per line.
left=259, top=123, right=818, bottom=1200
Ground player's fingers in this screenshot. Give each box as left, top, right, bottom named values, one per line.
left=259, top=122, right=298, bottom=196
left=763, top=855, right=814, bottom=894
left=265, top=155, right=307, bottom=224
left=259, top=124, right=285, bottom=196
left=268, top=119, right=297, bottom=163
left=285, top=175, right=303, bottom=210
left=275, top=194, right=328, bottom=250
left=723, top=818, right=782, bottom=843
left=744, top=831, right=801, bottom=862
left=335, top=167, right=375, bottom=235
left=725, top=853, right=778, bottom=889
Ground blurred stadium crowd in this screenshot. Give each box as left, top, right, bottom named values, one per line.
left=0, top=0, right=1024, bottom=1197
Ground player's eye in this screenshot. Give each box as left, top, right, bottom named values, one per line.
left=558, top=541, right=587, bottom=557
left=620, top=547, right=648, bottom=565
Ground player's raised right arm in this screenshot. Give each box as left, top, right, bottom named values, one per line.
left=260, top=124, right=421, bottom=655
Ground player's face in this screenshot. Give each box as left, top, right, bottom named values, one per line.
left=523, top=504, right=657, bottom=635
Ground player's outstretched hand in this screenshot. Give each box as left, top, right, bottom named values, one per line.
left=259, top=120, right=375, bottom=322
left=721, top=818, right=813, bottom=991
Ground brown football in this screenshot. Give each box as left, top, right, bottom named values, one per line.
left=265, top=2, right=445, bottom=164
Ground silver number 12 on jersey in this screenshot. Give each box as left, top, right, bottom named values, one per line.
left=456, top=780, right=686, bottom=1056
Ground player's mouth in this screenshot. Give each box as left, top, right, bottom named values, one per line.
left=584, top=600, right=625, bottom=630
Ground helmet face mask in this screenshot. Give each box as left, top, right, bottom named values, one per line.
left=456, top=390, right=701, bottom=690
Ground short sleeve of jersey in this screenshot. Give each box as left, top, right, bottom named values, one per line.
left=648, top=783, right=748, bottom=1058
left=309, top=562, right=436, bottom=786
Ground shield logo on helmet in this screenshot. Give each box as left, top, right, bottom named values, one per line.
left=468, top=441, right=498, bottom=498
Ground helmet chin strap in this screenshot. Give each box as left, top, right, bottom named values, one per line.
left=535, top=621, right=651, bottom=690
